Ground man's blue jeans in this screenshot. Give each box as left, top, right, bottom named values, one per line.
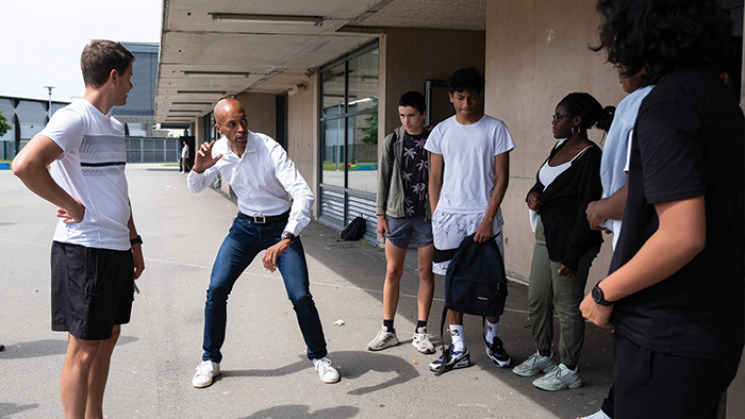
left=201, top=213, right=328, bottom=363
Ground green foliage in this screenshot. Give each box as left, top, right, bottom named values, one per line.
left=0, top=110, right=11, bottom=137
left=358, top=97, right=379, bottom=145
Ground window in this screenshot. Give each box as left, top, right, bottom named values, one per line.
left=318, top=42, right=379, bottom=237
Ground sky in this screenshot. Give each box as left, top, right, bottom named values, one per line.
left=0, top=0, right=162, bottom=102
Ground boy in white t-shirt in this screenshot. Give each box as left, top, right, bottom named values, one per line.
left=425, top=67, right=515, bottom=373
left=13, top=40, right=144, bottom=418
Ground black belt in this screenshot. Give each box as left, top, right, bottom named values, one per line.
left=237, top=210, right=290, bottom=224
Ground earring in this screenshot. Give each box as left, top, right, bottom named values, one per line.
left=570, top=126, right=578, bottom=136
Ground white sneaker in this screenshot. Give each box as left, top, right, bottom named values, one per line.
left=532, top=363, right=583, bottom=391
left=192, top=360, right=220, bottom=388
left=577, top=410, right=612, bottom=419
left=412, top=327, right=435, bottom=354
left=367, top=326, right=399, bottom=351
left=512, top=350, right=558, bottom=377
left=313, top=357, right=340, bottom=384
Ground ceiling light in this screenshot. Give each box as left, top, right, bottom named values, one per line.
left=209, top=13, right=324, bottom=26
left=172, top=101, right=213, bottom=105
left=177, top=90, right=226, bottom=95
left=183, top=70, right=250, bottom=78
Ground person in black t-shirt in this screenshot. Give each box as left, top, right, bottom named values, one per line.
left=582, top=1, right=744, bottom=418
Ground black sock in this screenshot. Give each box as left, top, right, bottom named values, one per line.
left=383, top=319, right=395, bottom=332
left=416, top=320, right=427, bottom=331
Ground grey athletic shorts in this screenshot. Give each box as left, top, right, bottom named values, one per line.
left=385, top=215, right=433, bottom=249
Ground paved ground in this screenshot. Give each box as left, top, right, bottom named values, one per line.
left=0, top=164, right=614, bottom=419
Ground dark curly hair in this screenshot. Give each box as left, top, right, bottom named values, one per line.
left=447, top=67, right=485, bottom=95
left=560, top=92, right=615, bottom=133
left=593, top=0, right=735, bottom=85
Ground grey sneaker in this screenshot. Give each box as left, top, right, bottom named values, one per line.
left=412, top=327, right=435, bottom=354
left=313, top=357, right=340, bottom=384
left=192, top=360, right=220, bottom=388
left=367, top=326, right=399, bottom=351
left=532, top=363, right=583, bottom=391
left=512, top=351, right=557, bottom=377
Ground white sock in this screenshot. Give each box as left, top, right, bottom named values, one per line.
left=486, top=320, right=499, bottom=344
left=449, top=324, right=465, bottom=352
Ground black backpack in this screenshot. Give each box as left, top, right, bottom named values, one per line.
left=340, top=216, right=366, bottom=241
left=434, top=233, right=508, bottom=376
left=444, top=233, right=508, bottom=317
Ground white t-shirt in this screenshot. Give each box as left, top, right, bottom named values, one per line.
left=40, top=99, right=131, bottom=251
left=425, top=114, right=515, bottom=213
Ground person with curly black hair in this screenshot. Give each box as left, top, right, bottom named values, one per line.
left=514, top=92, right=611, bottom=391
left=581, top=1, right=744, bottom=417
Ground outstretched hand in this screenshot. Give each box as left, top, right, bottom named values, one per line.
left=193, top=141, right=223, bottom=173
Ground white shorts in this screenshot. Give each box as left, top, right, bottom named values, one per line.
left=431, top=209, right=504, bottom=275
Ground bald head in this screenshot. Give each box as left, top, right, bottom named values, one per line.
left=214, top=98, right=245, bottom=125
left=213, top=98, right=249, bottom=156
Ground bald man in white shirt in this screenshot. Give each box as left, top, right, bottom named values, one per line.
left=187, top=98, right=339, bottom=388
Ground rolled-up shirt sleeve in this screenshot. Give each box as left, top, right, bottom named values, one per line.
left=271, top=144, right=314, bottom=236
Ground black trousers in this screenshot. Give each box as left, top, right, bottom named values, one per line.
left=613, top=332, right=741, bottom=419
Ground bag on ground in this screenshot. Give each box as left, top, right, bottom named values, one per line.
left=341, top=216, right=366, bottom=241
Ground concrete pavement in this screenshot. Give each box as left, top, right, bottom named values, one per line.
left=0, top=164, right=613, bottom=419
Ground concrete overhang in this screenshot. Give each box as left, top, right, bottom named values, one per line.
left=155, top=0, right=485, bottom=123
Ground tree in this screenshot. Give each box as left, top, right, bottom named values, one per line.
left=358, top=97, right=379, bottom=145
left=0, top=110, right=11, bottom=137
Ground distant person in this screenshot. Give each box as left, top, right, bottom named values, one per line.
left=514, top=92, right=610, bottom=391
left=425, top=67, right=515, bottom=372
left=188, top=98, right=339, bottom=388
left=180, top=140, right=190, bottom=173
left=368, top=91, right=435, bottom=354
left=581, top=1, right=744, bottom=418
left=12, top=40, right=145, bottom=418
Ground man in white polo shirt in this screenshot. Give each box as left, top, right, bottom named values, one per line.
left=13, top=39, right=145, bottom=418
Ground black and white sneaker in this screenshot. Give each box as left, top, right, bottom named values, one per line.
left=429, top=346, right=472, bottom=374
left=485, top=337, right=511, bottom=368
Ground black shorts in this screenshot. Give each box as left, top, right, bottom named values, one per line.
left=51, top=241, right=134, bottom=340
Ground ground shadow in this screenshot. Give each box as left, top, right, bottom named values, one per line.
left=301, top=222, right=615, bottom=417
left=0, top=402, right=40, bottom=419
left=238, top=404, right=359, bottom=419
left=219, top=350, right=418, bottom=396
left=0, top=335, right=137, bottom=359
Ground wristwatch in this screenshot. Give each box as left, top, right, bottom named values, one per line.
left=130, top=235, right=143, bottom=245
left=281, top=231, right=295, bottom=242
left=592, top=283, right=614, bottom=306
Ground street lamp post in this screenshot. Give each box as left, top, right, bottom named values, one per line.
left=43, top=86, right=55, bottom=120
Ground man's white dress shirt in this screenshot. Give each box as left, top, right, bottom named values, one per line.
left=188, top=132, right=314, bottom=236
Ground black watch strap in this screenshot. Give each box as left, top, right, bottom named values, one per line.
left=592, top=283, right=614, bottom=306
left=281, top=231, right=295, bottom=242
left=130, top=235, right=143, bottom=245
